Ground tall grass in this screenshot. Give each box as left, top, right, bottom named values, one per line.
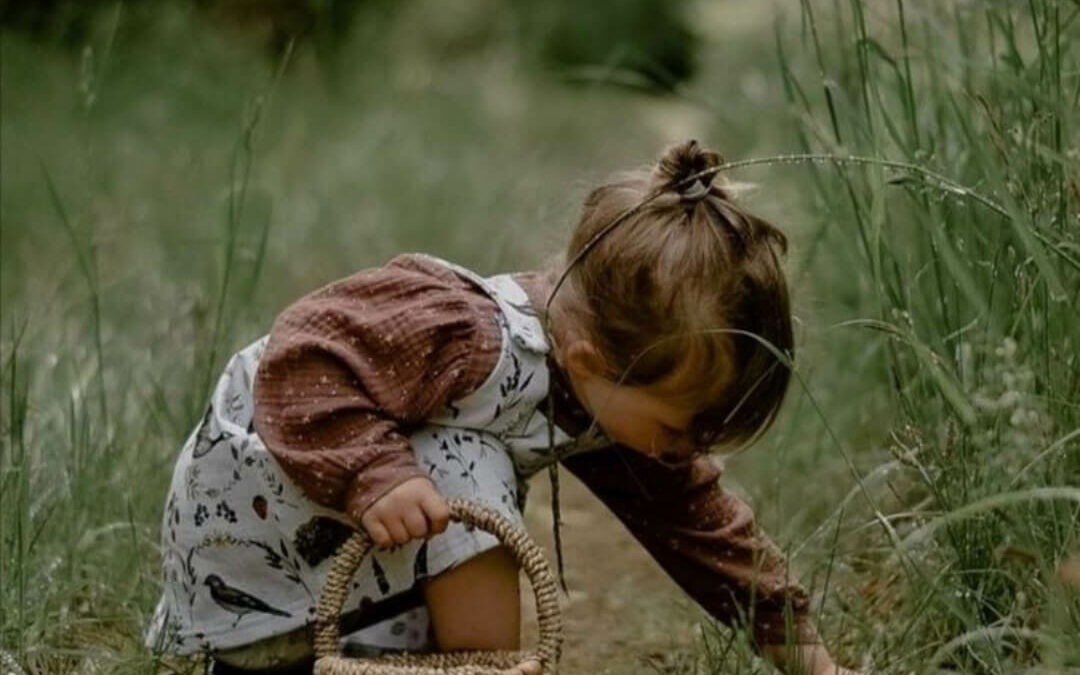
left=697, top=1, right=1079, bottom=672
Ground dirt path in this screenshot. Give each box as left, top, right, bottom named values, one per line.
left=520, top=470, right=709, bottom=674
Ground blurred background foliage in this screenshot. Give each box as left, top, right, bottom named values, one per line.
left=0, top=0, right=699, bottom=91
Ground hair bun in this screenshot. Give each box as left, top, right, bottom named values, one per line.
left=652, top=139, right=723, bottom=201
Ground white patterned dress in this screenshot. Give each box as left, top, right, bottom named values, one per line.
left=146, top=256, right=607, bottom=664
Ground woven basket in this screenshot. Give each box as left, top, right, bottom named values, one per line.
left=313, top=498, right=563, bottom=675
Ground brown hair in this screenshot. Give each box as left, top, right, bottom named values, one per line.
left=548, top=140, right=794, bottom=450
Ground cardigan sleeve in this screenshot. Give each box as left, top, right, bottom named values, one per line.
left=252, top=254, right=502, bottom=520
left=561, top=446, right=821, bottom=648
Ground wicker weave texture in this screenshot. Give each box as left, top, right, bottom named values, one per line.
left=313, top=499, right=562, bottom=675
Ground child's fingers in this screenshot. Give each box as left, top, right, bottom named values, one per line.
left=363, top=520, right=393, bottom=549
left=402, top=506, right=429, bottom=539
left=420, top=493, right=450, bottom=534
left=385, top=518, right=411, bottom=545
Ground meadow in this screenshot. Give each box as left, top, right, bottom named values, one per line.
left=1, top=1, right=1078, bottom=673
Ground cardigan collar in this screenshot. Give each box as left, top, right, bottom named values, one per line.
left=510, top=270, right=594, bottom=439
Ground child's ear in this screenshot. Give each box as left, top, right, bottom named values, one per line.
left=563, top=340, right=608, bottom=382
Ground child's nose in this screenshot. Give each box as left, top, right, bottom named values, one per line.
left=656, top=441, right=695, bottom=466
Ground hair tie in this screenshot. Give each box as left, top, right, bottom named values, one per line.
left=680, top=178, right=710, bottom=202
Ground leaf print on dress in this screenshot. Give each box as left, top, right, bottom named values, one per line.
left=371, top=556, right=391, bottom=595
left=496, top=352, right=538, bottom=429
left=184, top=445, right=246, bottom=506
left=498, top=353, right=523, bottom=399
left=165, top=492, right=181, bottom=543
left=191, top=405, right=233, bottom=459
left=251, top=453, right=299, bottom=511
left=221, top=387, right=251, bottom=436
left=422, top=432, right=452, bottom=480
left=498, top=478, right=519, bottom=510
left=457, top=433, right=492, bottom=459
left=438, top=433, right=479, bottom=490
left=257, top=538, right=314, bottom=596
left=422, top=455, right=450, bottom=480
left=413, top=541, right=429, bottom=580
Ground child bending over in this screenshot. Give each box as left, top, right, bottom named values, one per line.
left=148, top=141, right=857, bottom=675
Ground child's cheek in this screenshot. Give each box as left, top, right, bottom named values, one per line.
left=607, top=419, right=654, bottom=456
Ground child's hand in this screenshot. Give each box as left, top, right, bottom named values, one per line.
left=762, top=644, right=862, bottom=675
left=358, top=477, right=450, bottom=549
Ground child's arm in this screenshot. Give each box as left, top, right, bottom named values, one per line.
left=561, top=445, right=847, bottom=672
left=252, top=254, right=501, bottom=527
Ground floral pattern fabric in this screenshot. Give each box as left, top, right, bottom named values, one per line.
left=147, top=256, right=594, bottom=656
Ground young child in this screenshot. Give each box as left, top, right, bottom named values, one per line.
left=147, top=140, right=857, bottom=675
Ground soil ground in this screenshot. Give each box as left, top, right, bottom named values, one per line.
left=520, top=470, right=709, bottom=674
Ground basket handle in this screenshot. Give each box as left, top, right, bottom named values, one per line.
left=313, top=498, right=563, bottom=670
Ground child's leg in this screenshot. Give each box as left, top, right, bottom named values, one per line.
left=423, top=546, right=541, bottom=675
left=423, top=546, right=521, bottom=650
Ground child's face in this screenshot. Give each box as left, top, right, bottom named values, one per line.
left=559, top=340, right=700, bottom=464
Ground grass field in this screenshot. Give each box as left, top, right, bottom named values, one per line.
left=2, top=1, right=1078, bottom=673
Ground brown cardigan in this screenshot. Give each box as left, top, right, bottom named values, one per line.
left=253, top=253, right=819, bottom=647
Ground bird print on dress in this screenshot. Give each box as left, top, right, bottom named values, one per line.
left=204, top=574, right=292, bottom=627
